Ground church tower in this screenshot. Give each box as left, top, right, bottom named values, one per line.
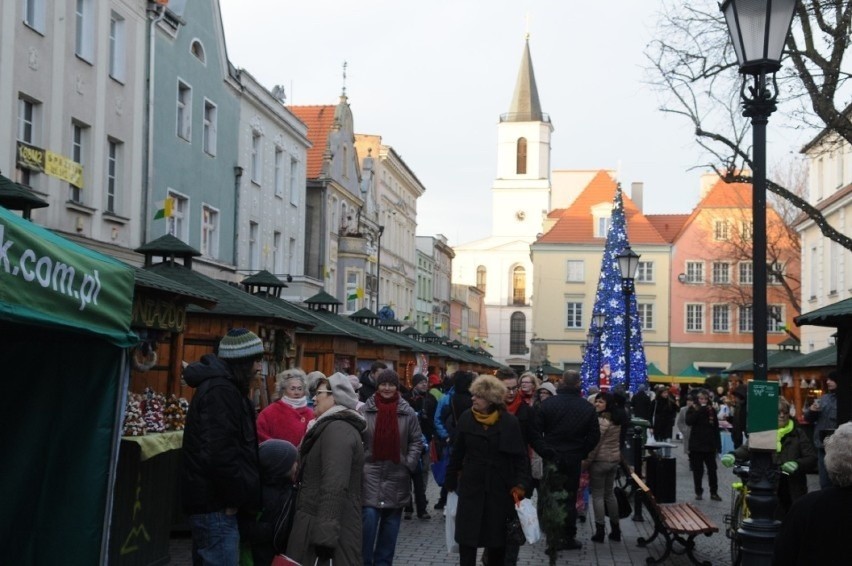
left=492, top=36, right=553, bottom=237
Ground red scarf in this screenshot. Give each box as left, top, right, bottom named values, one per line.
left=372, top=392, right=401, bottom=463
left=505, top=393, right=524, bottom=416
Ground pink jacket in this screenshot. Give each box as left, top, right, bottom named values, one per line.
left=256, top=400, right=314, bottom=446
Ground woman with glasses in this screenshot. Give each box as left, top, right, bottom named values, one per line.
left=257, top=368, right=314, bottom=446
left=445, top=375, right=530, bottom=566
left=518, top=372, right=539, bottom=407
left=286, top=372, right=366, bottom=566
left=360, top=369, right=424, bottom=565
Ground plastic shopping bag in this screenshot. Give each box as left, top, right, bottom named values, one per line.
left=444, top=491, right=459, bottom=554
left=515, top=496, right=541, bottom=544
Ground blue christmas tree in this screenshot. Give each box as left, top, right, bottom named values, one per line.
left=580, top=183, right=647, bottom=394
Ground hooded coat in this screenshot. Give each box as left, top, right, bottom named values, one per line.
left=360, top=396, right=423, bottom=509
left=445, top=410, right=530, bottom=548
left=181, top=354, right=260, bottom=514
left=285, top=409, right=367, bottom=566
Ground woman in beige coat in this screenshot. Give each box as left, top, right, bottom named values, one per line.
left=583, top=391, right=627, bottom=543
left=286, top=373, right=367, bottom=566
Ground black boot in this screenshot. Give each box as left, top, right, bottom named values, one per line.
left=591, top=522, right=606, bottom=543
left=609, top=519, right=621, bottom=542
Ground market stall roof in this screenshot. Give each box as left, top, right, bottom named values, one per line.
left=0, top=174, right=48, bottom=218
left=777, top=344, right=837, bottom=369
left=135, top=234, right=201, bottom=261
left=242, top=269, right=288, bottom=287
left=131, top=265, right=217, bottom=308
left=146, top=262, right=312, bottom=326
left=646, top=362, right=666, bottom=376
left=723, top=349, right=804, bottom=373
left=795, top=297, right=852, bottom=328
left=0, top=204, right=136, bottom=346
left=537, top=361, right=564, bottom=375
left=304, top=290, right=342, bottom=306
left=251, top=293, right=356, bottom=337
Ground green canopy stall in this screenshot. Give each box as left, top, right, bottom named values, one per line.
left=0, top=205, right=136, bottom=564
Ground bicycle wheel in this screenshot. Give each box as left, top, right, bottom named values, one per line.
left=730, top=493, right=745, bottom=566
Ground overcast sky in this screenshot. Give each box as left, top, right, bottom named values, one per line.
left=218, top=0, right=805, bottom=246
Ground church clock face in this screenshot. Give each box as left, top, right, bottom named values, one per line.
left=515, top=209, right=526, bottom=221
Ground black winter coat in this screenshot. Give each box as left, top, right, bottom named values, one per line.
left=445, top=410, right=530, bottom=548
left=631, top=390, right=653, bottom=421
left=651, top=396, right=678, bottom=440
left=181, top=354, right=261, bottom=514
left=685, top=404, right=721, bottom=454
left=531, top=388, right=600, bottom=463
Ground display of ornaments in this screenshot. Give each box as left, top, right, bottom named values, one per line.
left=164, top=394, right=189, bottom=431
left=123, top=393, right=146, bottom=436
left=143, top=387, right=166, bottom=433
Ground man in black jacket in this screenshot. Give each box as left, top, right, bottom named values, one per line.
left=358, top=360, right=387, bottom=402
left=181, top=328, right=264, bottom=565
left=532, top=370, right=600, bottom=554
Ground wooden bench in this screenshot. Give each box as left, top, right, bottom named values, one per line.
left=631, top=472, right=719, bottom=566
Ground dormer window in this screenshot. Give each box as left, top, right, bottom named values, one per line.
left=591, top=202, right=611, bottom=238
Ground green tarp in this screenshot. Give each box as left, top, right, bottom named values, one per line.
left=0, top=205, right=136, bottom=347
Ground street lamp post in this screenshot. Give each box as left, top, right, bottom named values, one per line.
left=616, top=246, right=641, bottom=391
left=720, top=2, right=797, bottom=565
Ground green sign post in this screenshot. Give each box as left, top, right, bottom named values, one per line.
left=747, top=381, right=779, bottom=450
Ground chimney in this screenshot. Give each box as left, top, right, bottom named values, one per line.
left=631, top=182, right=644, bottom=212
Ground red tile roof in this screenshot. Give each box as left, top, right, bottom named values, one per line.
left=288, top=105, right=336, bottom=179
left=537, top=170, right=668, bottom=245
left=646, top=214, right=690, bottom=243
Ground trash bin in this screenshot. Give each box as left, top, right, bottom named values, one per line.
left=645, top=451, right=677, bottom=503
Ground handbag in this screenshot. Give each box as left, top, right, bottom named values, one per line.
left=430, top=442, right=449, bottom=486
left=515, top=496, right=541, bottom=544
left=613, top=485, right=632, bottom=519
left=505, top=509, right=526, bottom=546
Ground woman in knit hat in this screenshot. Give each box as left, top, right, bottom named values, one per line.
left=445, top=375, right=530, bottom=566
left=360, top=369, right=424, bottom=565
left=286, top=373, right=367, bottom=566
left=256, top=368, right=314, bottom=446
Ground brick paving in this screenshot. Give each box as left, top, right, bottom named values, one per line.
left=166, top=440, right=820, bottom=565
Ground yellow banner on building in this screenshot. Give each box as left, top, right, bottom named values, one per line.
left=16, top=142, right=83, bottom=187
left=45, top=150, right=84, bottom=188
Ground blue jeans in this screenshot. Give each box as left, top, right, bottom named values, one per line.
left=362, top=507, right=402, bottom=566
left=189, top=511, right=239, bottom=566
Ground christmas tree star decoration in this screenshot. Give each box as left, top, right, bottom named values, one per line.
left=580, top=183, right=648, bottom=394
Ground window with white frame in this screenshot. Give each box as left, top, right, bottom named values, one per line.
left=597, top=216, right=611, bottom=238
left=24, top=0, right=46, bottom=33
left=289, top=157, right=299, bottom=205
left=272, top=231, right=282, bottom=274
left=829, top=242, right=838, bottom=294
left=75, top=0, right=94, bottom=61
left=566, top=301, right=583, bottom=329
left=109, top=12, right=126, bottom=82
left=106, top=138, right=121, bottom=213
left=251, top=133, right=262, bottom=183
left=739, top=305, right=753, bottom=333
left=176, top=81, right=192, bottom=141
left=638, top=303, right=654, bottom=330
left=566, top=260, right=584, bottom=282
left=69, top=121, right=87, bottom=203
left=17, top=96, right=40, bottom=187
left=712, top=262, right=730, bottom=284
left=685, top=261, right=704, bottom=283
left=741, top=221, right=753, bottom=241
left=200, top=205, right=219, bottom=259
left=202, top=99, right=217, bottom=156
left=739, top=262, right=753, bottom=285
left=768, top=305, right=785, bottom=333
left=249, top=222, right=260, bottom=271
left=767, top=261, right=784, bottom=285
left=712, top=304, right=730, bottom=332
left=166, top=191, right=189, bottom=241
left=636, top=261, right=654, bottom=283
left=346, top=271, right=361, bottom=311
left=686, top=303, right=704, bottom=332
left=714, top=220, right=729, bottom=241
left=274, top=148, right=284, bottom=197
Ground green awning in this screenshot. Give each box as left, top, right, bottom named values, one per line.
left=646, top=362, right=666, bottom=376
left=0, top=205, right=136, bottom=347
left=795, top=298, right=852, bottom=328
left=778, top=345, right=837, bottom=369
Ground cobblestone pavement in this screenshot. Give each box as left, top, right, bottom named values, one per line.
left=167, top=440, right=820, bottom=565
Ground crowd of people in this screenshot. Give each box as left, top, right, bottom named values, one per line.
left=178, top=328, right=848, bottom=566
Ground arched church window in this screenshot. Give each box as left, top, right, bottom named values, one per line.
left=516, top=137, right=527, bottom=174
left=510, top=312, right=526, bottom=355
left=512, top=266, right=525, bottom=305
left=476, top=265, right=486, bottom=293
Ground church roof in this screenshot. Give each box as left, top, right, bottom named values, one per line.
left=288, top=105, right=337, bottom=179
left=504, top=38, right=544, bottom=123
left=536, top=170, right=668, bottom=245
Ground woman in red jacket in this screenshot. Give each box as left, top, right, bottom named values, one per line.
left=257, top=368, right=314, bottom=446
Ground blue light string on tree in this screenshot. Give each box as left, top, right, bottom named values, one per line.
left=580, top=183, right=648, bottom=394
